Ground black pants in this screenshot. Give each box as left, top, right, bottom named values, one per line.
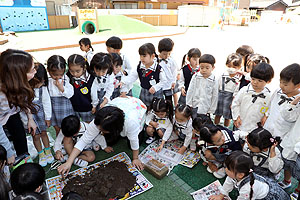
left=5, top=113, right=28, bottom=156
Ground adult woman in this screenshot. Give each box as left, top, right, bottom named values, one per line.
left=0, top=49, right=37, bottom=165
left=58, top=96, right=147, bottom=175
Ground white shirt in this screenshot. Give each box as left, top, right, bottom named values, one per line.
left=121, top=59, right=167, bottom=93
left=217, top=71, right=242, bottom=96
left=145, top=110, right=173, bottom=141
left=48, top=74, right=74, bottom=98
left=173, top=118, right=193, bottom=147
left=243, top=143, right=283, bottom=174
left=264, top=88, right=300, bottom=138
left=75, top=97, right=147, bottom=151
left=120, top=53, right=132, bottom=75
left=34, top=87, right=52, bottom=120
left=159, top=57, right=178, bottom=90
left=91, top=74, right=114, bottom=107
left=178, top=64, right=200, bottom=91
left=220, top=176, right=269, bottom=200
left=54, top=121, right=107, bottom=152
left=186, top=73, right=219, bottom=114
left=231, top=84, right=271, bottom=132
left=0, top=90, right=19, bottom=125
left=85, top=49, right=94, bottom=65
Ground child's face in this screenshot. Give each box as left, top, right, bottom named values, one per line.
left=200, top=63, right=214, bottom=78
left=27, top=63, right=36, bottom=81
left=251, top=77, right=268, bottom=92
left=155, top=111, right=167, bottom=118
left=94, top=68, right=108, bottom=77
left=49, top=69, right=65, bottom=80
left=211, top=131, right=225, bottom=146
left=79, top=43, right=89, bottom=52
left=107, top=47, right=121, bottom=54
left=175, top=111, right=190, bottom=123
left=159, top=51, right=171, bottom=60
left=226, top=62, right=241, bottom=75
left=188, top=56, right=200, bottom=68
left=69, top=65, right=84, bottom=78
left=280, top=79, right=300, bottom=97
left=225, top=167, right=236, bottom=179
left=113, top=64, right=122, bottom=75
left=140, top=54, right=155, bottom=67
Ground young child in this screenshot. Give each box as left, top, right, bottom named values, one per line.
left=79, top=38, right=94, bottom=64
left=120, top=43, right=167, bottom=108
left=29, top=63, right=54, bottom=166
left=168, top=104, right=193, bottom=155
left=144, top=98, right=173, bottom=145
left=110, top=53, right=125, bottom=100
left=90, top=53, right=114, bottom=113
left=244, top=127, right=284, bottom=179
left=54, top=115, right=108, bottom=167
left=232, top=62, right=274, bottom=132
left=264, top=63, right=300, bottom=138
left=236, top=45, right=254, bottom=89
left=192, top=113, right=213, bottom=151
left=158, top=38, right=178, bottom=104
left=209, top=151, right=289, bottom=200
left=198, top=124, right=242, bottom=179
left=178, top=48, right=201, bottom=105
left=186, top=54, right=218, bottom=118
left=214, top=53, right=242, bottom=127
left=67, top=54, right=95, bottom=123
left=10, top=163, right=45, bottom=196
left=47, top=55, right=74, bottom=135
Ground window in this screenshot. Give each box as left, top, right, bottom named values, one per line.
left=160, top=3, right=167, bottom=9
left=146, top=3, right=153, bottom=9
left=114, top=3, right=138, bottom=9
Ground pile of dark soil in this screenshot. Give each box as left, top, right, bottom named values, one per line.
left=62, top=161, right=136, bottom=199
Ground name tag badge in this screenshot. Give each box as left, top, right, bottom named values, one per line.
left=260, top=106, right=268, bottom=114
left=149, top=79, right=156, bottom=86
left=80, top=87, right=89, bottom=94
left=158, top=119, right=165, bottom=124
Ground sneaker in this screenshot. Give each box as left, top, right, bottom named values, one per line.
left=46, top=153, right=55, bottom=164
left=213, top=167, right=226, bottom=179
left=278, top=180, right=292, bottom=189
left=207, top=166, right=213, bottom=173
left=39, top=154, right=47, bottom=167
left=146, top=137, right=155, bottom=144
left=73, top=158, right=88, bottom=168
left=290, top=191, right=299, bottom=200
left=190, top=138, right=197, bottom=151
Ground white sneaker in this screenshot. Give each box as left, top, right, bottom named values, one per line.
left=146, top=137, right=155, bottom=144
left=73, top=158, right=88, bottom=168
left=46, top=153, right=55, bottom=164
left=213, top=167, right=226, bottom=179
left=278, top=180, right=292, bottom=189
left=39, top=154, right=48, bottom=167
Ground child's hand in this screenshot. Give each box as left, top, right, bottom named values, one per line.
left=236, top=70, right=247, bottom=76
left=178, top=146, right=186, bottom=155
left=171, top=83, right=176, bottom=90
left=91, top=107, right=97, bottom=114
left=176, top=74, right=180, bottom=81
left=181, top=88, right=186, bottom=96
left=234, top=116, right=242, bottom=128
left=55, top=150, right=64, bottom=161
left=155, top=144, right=163, bottom=152
left=100, top=98, right=108, bottom=108
left=291, top=96, right=300, bottom=105
left=207, top=162, right=218, bottom=172
left=209, top=194, right=225, bottom=200
left=54, top=79, right=64, bottom=92
left=45, top=120, right=51, bottom=127
left=28, top=118, right=37, bottom=136
left=104, top=146, right=114, bottom=153
left=149, top=87, right=156, bottom=94
left=157, top=129, right=164, bottom=138
left=270, top=142, right=278, bottom=158
left=7, top=155, right=15, bottom=166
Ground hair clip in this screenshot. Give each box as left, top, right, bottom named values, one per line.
left=270, top=138, right=275, bottom=143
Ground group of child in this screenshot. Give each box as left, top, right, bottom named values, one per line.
left=0, top=35, right=300, bottom=200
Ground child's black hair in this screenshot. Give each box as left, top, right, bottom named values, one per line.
left=250, top=62, right=274, bottom=82
left=181, top=48, right=201, bottom=67
left=247, top=127, right=281, bottom=151
left=199, top=54, right=215, bottom=66
left=13, top=192, right=44, bottom=200
left=158, top=38, right=174, bottom=53
left=67, top=54, right=89, bottom=78
left=138, top=43, right=159, bottom=62
left=225, top=151, right=254, bottom=199
left=79, top=38, right=94, bottom=51
left=192, top=114, right=213, bottom=132
left=89, top=53, right=113, bottom=75
left=0, top=172, right=10, bottom=200
left=280, top=63, right=300, bottom=85
left=226, top=53, right=242, bottom=67
left=175, top=104, right=193, bottom=119
left=199, top=124, right=220, bottom=144
left=29, top=63, right=48, bottom=88
left=105, top=36, right=123, bottom=50
left=150, top=98, right=173, bottom=122
left=94, top=106, right=125, bottom=146
left=245, top=53, right=269, bottom=72
left=0, top=145, right=7, bottom=170
left=236, top=45, right=254, bottom=57
left=111, top=53, right=123, bottom=67
left=10, top=163, right=45, bottom=196
left=47, top=55, right=66, bottom=72
left=61, top=191, right=84, bottom=200
left=61, top=115, right=81, bottom=137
